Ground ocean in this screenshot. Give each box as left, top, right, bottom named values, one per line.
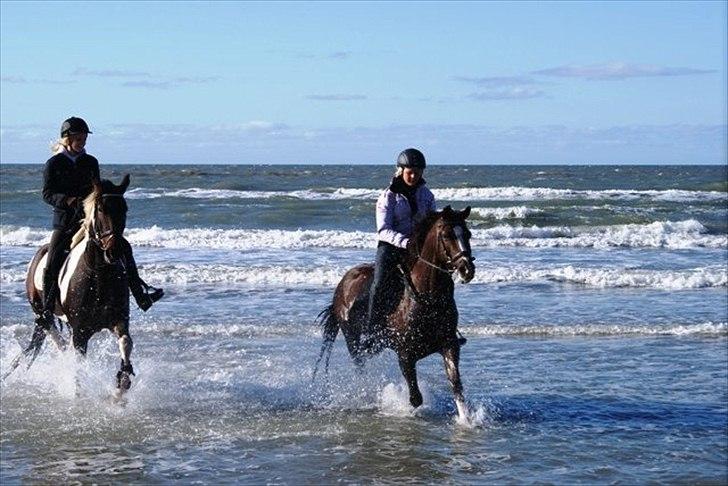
left=1, top=164, right=726, bottom=483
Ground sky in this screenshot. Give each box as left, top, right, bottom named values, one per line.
left=1, top=1, right=726, bottom=165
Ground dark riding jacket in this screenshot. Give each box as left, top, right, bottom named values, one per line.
left=42, top=151, right=100, bottom=230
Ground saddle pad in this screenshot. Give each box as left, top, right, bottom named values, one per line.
left=33, top=235, right=88, bottom=318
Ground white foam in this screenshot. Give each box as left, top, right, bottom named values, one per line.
left=123, top=186, right=728, bottom=202
left=2, top=219, right=725, bottom=251
left=467, top=321, right=727, bottom=337
left=130, top=263, right=349, bottom=287
left=433, top=187, right=727, bottom=202
left=0, top=225, right=50, bottom=246
left=126, top=226, right=375, bottom=250
left=125, top=187, right=382, bottom=201
left=4, top=261, right=724, bottom=290
left=471, top=206, right=542, bottom=220
left=471, top=219, right=728, bottom=249
left=472, top=264, right=727, bottom=289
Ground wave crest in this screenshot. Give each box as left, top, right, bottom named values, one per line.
left=2, top=219, right=725, bottom=250
left=122, top=186, right=727, bottom=202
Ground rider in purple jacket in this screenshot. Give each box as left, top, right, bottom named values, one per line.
left=363, top=148, right=435, bottom=351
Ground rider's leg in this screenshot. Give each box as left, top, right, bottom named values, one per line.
left=363, top=242, right=403, bottom=351
left=118, top=237, right=163, bottom=311
left=40, top=229, right=73, bottom=327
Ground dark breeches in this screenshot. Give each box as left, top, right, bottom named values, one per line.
left=366, top=242, right=406, bottom=334
left=118, top=237, right=144, bottom=297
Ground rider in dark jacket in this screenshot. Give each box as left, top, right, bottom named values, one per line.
left=40, top=117, right=163, bottom=327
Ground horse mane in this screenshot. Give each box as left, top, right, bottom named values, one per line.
left=70, top=185, right=100, bottom=249
left=410, top=211, right=442, bottom=256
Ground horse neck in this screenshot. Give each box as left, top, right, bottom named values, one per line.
left=410, top=232, right=453, bottom=297
left=81, top=238, right=120, bottom=276
left=80, top=238, right=102, bottom=272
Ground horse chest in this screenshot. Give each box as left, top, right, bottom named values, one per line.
left=388, top=300, right=458, bottom=355
left=64, top=265, right=129, bottom=325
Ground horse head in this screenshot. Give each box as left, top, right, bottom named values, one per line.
left=83, top=174, right=130, bottom=264
left=418, top=205, right=476, bottom=283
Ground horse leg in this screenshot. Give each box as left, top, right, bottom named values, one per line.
left=398, top=355, right=423, bottom=408
left=442, top=345, right=468, bottom=419
left=114, top=323, right=134, bottom=391
left=71, top=330, right=90, bottom=398
left=45, top=319, right=67, bottom=351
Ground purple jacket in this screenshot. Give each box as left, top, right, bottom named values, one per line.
left=376, top=182, right=436, bottom=248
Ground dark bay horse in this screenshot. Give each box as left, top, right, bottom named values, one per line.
left=314, top=206, right=476, bottom=419
left=5, top=176, right=136, bottom=392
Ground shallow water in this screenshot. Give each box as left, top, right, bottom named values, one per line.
left=1, top=164, right=727, bottom=483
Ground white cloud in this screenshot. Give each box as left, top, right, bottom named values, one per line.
left=121, top=76, right=219, bottom=89
left=1, top=75, right=74, bottom=85
left=467, top=87, right=545, bottom=100
left=72, top=67, right=152, bottom=77
left=306, top=94, right=367, bottom=101
left=533, top=62, right=715, bottom=80
left=454, top=75, right=541, bottom=87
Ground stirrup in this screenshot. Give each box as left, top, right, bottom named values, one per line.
left=136, top=286, right=164, bottom=312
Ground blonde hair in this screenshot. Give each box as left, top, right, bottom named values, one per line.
left=394, top=166, right=404, bottom=177
left=50, top=136, right=71, bottom=154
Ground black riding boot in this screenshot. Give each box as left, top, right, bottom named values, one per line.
left=40, top=229, right=73, bottom=327
left=361, top=242, right=405, bottom=353
left=120, top=238, right=163, bottom=311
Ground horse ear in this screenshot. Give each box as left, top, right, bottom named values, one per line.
left=461, top=206, right=471, bottom=219
left=442, top=205, right=453, bottom=216
left=119, top=174, right=130, bottom=193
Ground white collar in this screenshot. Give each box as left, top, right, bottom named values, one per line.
left=57, top=147, right=86, bottom=162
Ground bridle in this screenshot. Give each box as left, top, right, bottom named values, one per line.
left=417, top=222, right=474, bottom=275
left=89, top=194, right=125, bottom=250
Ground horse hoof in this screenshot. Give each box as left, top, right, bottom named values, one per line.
left=410, top=394, right=424, bottom=408
left=116, top=371, right=132, bottom=390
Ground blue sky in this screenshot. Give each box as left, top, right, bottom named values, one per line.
left=1, top=1, right=726, bottom=164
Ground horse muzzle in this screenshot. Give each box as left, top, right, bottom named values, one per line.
left=96, top=234, right=121, bottom=264
left=455, top=256, right=475, bottom=283
left=99, top=233, right=117, bottom=251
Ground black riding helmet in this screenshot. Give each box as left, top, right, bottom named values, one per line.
left=60, top=117, right=92, bottom=137
left=397, top=148, right=426, bottom=169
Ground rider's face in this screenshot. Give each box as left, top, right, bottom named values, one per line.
left=68, top=133, right=87, bottom=153
left=402, top=167, right=423, bottom=187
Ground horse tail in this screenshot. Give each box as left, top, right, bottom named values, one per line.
left=312, top=304, right=339, bottom=383
left=1, top=320, right=47, bottom=382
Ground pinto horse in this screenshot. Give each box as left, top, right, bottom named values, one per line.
left=314, top=206, right=476, bottom=419
left=4, top=176, right=136, bottom=392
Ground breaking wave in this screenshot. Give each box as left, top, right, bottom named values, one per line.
left=2, top=260, right=725, bottom=290
left=2, top=219, right=726, bottom=251
left=3, top=321, right=722, bottom=340
left=466, top=321, right=727, bottom=337
left=471, top=206, right=543, bottom=220
left=123, top=186, right=727, bottom=202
